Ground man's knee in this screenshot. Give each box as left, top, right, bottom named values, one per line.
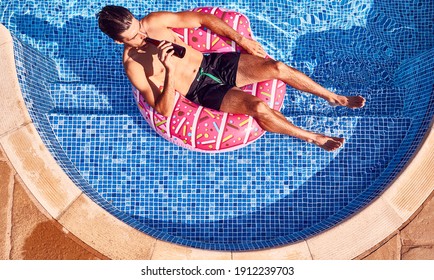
left=268, top=60, right=291, bottom=78
left=250, top=99, right=271, bottom=117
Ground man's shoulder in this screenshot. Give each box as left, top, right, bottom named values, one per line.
left=122, top=46, right=138, bottom=66
left=142, top=11, right=179, bottom=28
left=141, top=12, right=163, bottom=25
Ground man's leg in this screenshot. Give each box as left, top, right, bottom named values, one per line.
left=235, top=54, right=365, bottom=108
left=219, top=88, right=344, bottom=151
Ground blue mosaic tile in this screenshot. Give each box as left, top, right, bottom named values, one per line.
left=2, top=0, right=434, bottom=251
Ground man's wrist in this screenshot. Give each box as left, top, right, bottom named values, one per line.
left=236, top=34, right=245, bottom=46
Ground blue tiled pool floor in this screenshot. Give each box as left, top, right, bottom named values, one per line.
left=2, top=0, right=434, bottom=250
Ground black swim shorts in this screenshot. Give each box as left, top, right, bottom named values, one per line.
left=185, top=52, right=241, bottom=110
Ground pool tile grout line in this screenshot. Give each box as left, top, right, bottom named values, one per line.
left=55, top=192, right=85, bottom=223
left=0, top=121, right=33, bottom=141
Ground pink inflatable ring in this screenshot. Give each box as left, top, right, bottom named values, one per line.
left=133, top=7, right=285, bottom=152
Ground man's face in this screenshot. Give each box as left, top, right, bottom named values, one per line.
left=117, top=18, right=147, bottom=48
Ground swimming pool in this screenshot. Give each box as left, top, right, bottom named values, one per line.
left=1, top=0, right=433, bottom=251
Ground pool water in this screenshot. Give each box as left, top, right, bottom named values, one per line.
left=1, top=0, right=433, bottom=251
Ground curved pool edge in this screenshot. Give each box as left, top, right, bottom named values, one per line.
left=1, top=24, right=433, bottom=260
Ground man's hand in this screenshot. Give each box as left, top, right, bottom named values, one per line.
left=239, top=37, right=267, bottom=58
left=157, top=40, right=176, bottom=72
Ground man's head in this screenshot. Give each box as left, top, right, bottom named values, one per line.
left=97, top=5, right=146, bottom=47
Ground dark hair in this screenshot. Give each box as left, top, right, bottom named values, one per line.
left=97, top=5, right=134, bottom=41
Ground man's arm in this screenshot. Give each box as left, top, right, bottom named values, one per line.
left=147, top=11, right=266, bottom=57
left=125, top=46, right=176, bottom=117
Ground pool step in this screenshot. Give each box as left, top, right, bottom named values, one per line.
left=48, top=82, right=135, bottom=114
left=54, top=58, right=127, bottom=83
left=281, top=86, right=406, bottom=117
left=48, top=113, right=412, bottom=138
left=47, top=113, right=412, bottom=161
left=49, top=82, right=407, bottom=118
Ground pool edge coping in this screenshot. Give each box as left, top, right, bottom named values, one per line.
left=1, top=24, right=433, bottom=260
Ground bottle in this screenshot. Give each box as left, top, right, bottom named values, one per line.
left=145, top=37, right=186, bottom=58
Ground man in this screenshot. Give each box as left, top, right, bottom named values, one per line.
left=97, top=5, right=365, bottom=151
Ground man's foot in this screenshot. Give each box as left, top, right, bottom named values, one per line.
left=329, top=95, right=366, bottom=109
left=313, top=135, right=345, bottom=151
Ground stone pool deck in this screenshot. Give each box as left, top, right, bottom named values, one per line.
left=1, top=145, right=433, bottom=260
